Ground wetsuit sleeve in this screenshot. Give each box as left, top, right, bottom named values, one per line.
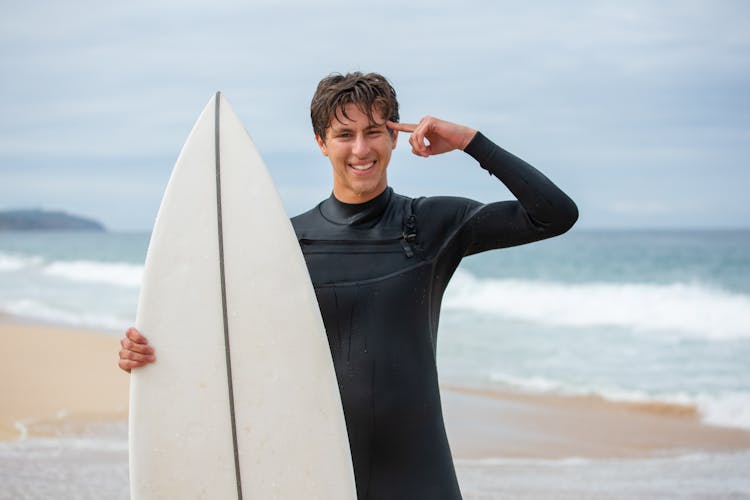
left=458, top=131, right=578, bottom=255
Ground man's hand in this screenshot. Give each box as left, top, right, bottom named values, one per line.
left=387, top=117, right=477, bottom=158
left=119, top=327, right=156, bottom=373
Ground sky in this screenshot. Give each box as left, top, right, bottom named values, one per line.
left=1, top=0, right=748, bottom=230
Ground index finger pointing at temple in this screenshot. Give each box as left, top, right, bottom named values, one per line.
left=386, top=121, right=417, bottom=133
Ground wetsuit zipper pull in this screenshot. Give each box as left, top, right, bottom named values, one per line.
left=401, top=214, right=417, bottom=258
left=400, top=237, right=415, bottom=258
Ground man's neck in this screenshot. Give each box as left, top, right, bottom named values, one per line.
left=321, top=187, right=392, bottom=226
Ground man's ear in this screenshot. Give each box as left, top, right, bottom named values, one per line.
left=391, top=130, right=398, bottom=150
left=315, top=134, right=328, bottom=156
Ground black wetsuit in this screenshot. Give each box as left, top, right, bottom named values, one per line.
left=291, top=132, right=578, bottom=499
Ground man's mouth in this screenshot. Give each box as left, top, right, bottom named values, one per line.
left=349, top=161, right=375, bottom=172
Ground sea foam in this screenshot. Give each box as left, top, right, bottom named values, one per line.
left=0, top=251, right=143, bottom=288
left=444, top=269, right=750, bottom=340
left=43, top=260, right=143, bottom=288
left=0, top=252, right=43, bottom=271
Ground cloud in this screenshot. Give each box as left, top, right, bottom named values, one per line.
left=1, top=0, right=749, bottom=229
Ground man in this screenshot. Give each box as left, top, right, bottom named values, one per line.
left=120, top=72, right=578, bottom=499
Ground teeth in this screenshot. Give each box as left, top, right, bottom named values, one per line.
left=351, top=162, right=374, bottom=171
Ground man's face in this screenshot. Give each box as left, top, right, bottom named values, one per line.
left=316, top=103, right=398, bottom=204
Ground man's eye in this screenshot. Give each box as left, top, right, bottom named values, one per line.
left=367, top=130, right=382, bottom=136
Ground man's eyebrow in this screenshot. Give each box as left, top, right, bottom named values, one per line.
left=330, top=124, right=353, bottom=133
left=329, top=122, right=386, bottom=133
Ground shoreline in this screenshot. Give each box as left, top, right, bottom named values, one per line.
left=3, top=317, right=750, bottom=461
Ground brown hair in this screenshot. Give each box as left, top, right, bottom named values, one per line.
left=310, top=72, right=399, bottom=141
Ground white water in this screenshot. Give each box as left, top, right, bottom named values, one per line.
left=445, top=269, right=750, bottom=340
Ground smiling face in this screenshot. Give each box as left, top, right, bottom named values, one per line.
left=316, top=103, right=398, bottom=204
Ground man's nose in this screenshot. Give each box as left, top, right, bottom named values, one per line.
left=352, top=134, right=370, bottom=157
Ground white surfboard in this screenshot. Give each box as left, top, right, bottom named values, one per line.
left=129, top=93, right=356, bottom=499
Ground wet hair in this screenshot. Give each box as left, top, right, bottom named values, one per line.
left=310, top=72, right=399, bottom=141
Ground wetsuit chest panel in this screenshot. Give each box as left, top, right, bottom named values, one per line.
left=296, top=192, right=424, bottom=284
left=302, top=247, right=422, bottom=284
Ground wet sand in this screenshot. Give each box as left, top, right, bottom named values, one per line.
left=443, top=386, right=750, bottom=459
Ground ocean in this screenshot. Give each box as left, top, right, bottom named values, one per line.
left=443, top=229, right=750, bottom=431
left=1, top=228, right=749, bottom=498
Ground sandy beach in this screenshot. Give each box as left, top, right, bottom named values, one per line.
left=3, top=318, right=750, bottom=456
left=0, top=319, right=129, bottom=441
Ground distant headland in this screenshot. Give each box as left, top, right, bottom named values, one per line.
left=0, top=209, right=106, bottom=232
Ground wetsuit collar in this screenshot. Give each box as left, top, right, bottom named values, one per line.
left=320, top=187, right=392, bottom=226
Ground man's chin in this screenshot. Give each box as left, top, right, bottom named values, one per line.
left=349, top=184, right=386, bottom=202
